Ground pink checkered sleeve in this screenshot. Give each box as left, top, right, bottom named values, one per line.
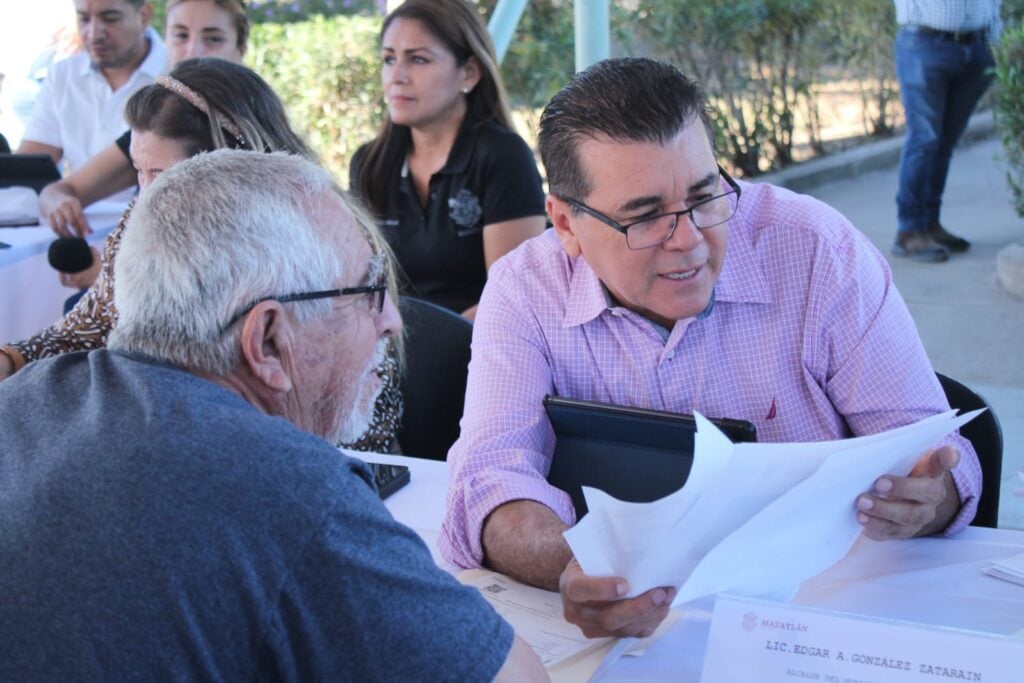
left=806, top=224, right=981, bottom=531
left=944, top=432, right=982, bottom=534
left=439, top=258, right=577, bottom=568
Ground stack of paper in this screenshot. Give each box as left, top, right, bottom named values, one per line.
left=564, top=409, right=982, bottom=607
left=983, top=552, right=1024, bottom=586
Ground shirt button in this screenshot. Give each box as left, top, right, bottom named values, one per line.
left=665, top=350, right=675, bottom=360
left=611, top=309, right=623, bottom=317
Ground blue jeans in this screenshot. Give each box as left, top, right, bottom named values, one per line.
left=895, top=28, right=994, bottom=234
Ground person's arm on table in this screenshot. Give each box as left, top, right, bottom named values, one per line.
left=2, top=207, right=130, bottom=373
left=273, top=461, right=548, bottom=681
left=444, top=258, right=674, bottom=638
left=807, top=221, right=981, bottom=534
left=483, top=499, right=572, bottom=590
left=440, top=259, right=573, bottom=571
left=483, top=500, right=673, bottom=638
left=16, top=139, right=63, bottom=164
left=40, top=143, right=136, bottom=238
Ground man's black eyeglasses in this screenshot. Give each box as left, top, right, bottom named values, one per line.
left=223, top=258, right=387, bottom=331
left=563, top=165, right=741, bottom=250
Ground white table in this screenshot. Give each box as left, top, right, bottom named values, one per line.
left=0, top=189, right=124, bottom=342
left=368, top=453, right=1024, bottom=681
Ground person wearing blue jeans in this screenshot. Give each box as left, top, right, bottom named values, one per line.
left=892, top=1, right=1001, bottom=263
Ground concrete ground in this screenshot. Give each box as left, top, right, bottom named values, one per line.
left=765, top=132, right=1023, bottom=530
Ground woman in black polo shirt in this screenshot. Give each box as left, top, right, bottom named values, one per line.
left=349, top=0, right=546, bottom=319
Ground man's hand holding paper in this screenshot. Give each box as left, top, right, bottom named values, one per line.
left=857, top=445, right=962, bottom=539
left=559, top=558, right=675, bottom=638
left=480, top=499, right=677, bottom=638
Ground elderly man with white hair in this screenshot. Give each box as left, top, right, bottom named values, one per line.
left=0, top=149, right=545, bottom=682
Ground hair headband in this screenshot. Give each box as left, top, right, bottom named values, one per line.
left=154, top=74, right=247, bottom=147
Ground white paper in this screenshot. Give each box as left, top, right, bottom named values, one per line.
left=458, top=568, right=683, bottom=674
left=983, top=551, right=1024, bottom=587
left=458, top=569, right=613, bottom=667
left=564, top=409, right=983, bottom=607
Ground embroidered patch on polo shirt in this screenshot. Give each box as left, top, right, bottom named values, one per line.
left=449, top=189, right=482, bottom=234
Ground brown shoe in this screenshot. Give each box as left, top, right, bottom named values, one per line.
left=927, top=223, right=971, bottom=252
left=892, top=231, right=949, bottom=263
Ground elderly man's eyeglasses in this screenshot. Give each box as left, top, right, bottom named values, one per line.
left=563, top=165, right=741, bottom=250
left=223, top=257, right=388, bottom=331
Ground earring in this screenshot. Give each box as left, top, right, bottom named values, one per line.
left=462, top=87, right=471, bottom=94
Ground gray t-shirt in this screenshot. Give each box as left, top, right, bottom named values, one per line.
left=0, top=350, right=512, bottom=681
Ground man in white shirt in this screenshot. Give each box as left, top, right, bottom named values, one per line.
left=17, top=0, right=166, bottom=179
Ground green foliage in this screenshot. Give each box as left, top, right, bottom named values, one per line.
left=994, top=20, right=1024, bottom=217
left=248, top=14, right=384, bottom=181
left=149, top=0, right=166, bottom=35
left=247, top=0, right=380, bottom=24
left=820, top=0, right=898, bottom=137
left=148, top=0, right=379, bottom=38
left=480, top=0, right=575, bottom=111
left=162, top=0, right=905, bottom=182
left=617, top=0, right=757, bottom=174
left=1004, top=0, right=1024, bottom=25
left=617, top=0, right=897, bottom=176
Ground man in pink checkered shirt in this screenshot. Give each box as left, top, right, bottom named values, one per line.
left=440, top=58, right=982, bottom=641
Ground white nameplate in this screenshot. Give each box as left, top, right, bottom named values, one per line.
left=700, top=595, right=1024, bottom=682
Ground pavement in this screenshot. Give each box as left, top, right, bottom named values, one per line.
left=761, top=111, right=1024, bottom=530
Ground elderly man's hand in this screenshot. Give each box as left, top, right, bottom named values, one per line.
left=856, top=446, right=961, bottom=540
left=559, top=558, right=674, bottom=639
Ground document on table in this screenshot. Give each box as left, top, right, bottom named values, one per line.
left=983, top=552, right=1024, bottom=586
left=458, top=568, right=680, bottom=673
left=564, top=409, right=982, bottom=608
left=459, top=569, right=612, bottom=667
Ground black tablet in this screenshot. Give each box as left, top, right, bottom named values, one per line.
left=544, top=395, right=757, bottom=519
left=0, top=154, right=61, bottom=193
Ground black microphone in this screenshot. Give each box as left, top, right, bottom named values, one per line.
left=47, top=237, right=94, bottom=273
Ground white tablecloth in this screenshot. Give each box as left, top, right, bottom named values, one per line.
left=366, top=452, right=1024, bottom=681
left=0, top=188, right=125, bottom=342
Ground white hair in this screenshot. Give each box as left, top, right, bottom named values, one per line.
left=109, top=149, right=352, bottom=375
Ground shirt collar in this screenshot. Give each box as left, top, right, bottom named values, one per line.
left=562, top=255, right=609, bottom=328
left=137, top=27, right=169, bottom=78
left=713, top=189, right=772, bottom=306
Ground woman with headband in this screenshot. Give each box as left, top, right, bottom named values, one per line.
left=1, top=58, right=404, bottom=454
left=39, top=0, right=251, bottom=243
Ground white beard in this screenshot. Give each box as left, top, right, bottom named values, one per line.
left=332, top=338, right=388, bottom=445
